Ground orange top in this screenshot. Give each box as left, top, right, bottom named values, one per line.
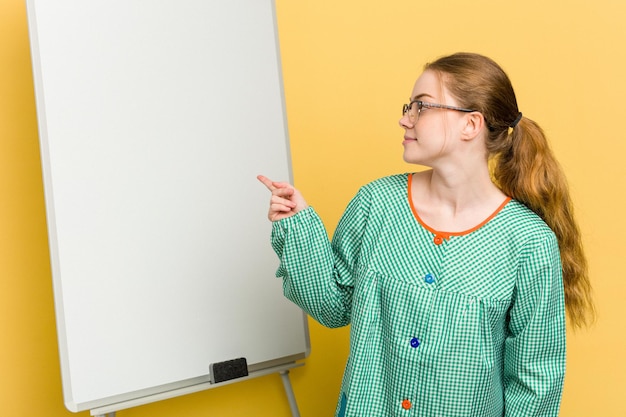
left=407, top=173, right=511, bottom=245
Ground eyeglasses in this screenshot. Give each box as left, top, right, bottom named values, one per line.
left=402, top=100, right=476, bottom=123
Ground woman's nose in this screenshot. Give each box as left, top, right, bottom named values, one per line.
left=399, top=113, right=413, bottom=129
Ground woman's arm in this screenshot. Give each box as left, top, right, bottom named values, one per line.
left=271, top=207, right=354, bottom=328
left=260, top=176, right=369, bottom=328
left=504, top=232, right=567, bottom=416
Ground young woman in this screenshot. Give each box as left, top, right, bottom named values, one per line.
left=258, top=52, right=594, bottom=417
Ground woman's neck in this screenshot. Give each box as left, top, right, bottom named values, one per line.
left=411, top=164, right=507, bottom=232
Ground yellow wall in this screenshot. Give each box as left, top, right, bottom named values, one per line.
left=1, top=0, right=624, bottom=416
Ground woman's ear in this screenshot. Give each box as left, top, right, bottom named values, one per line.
left=460, top=112, right=485, bottom=141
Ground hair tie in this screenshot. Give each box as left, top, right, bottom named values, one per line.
left=510, top=112, right=523, bottom=128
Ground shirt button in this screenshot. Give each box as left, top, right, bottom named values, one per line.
left=410, top=337, right=420, bottom=348
left=424, top=273, right=435, bottom=284
left=433, top=235, right=443, bottom=245
left=402, top=399, right=412, bottom=410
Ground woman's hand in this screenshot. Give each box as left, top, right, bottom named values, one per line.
left=257, top=175, right=308, bottom=222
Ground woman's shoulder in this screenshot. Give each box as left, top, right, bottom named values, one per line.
left=348, top=173, right=412, bottom=210
left=336, top=174, right=411, bottom=220
left=360, top=173, right=411, bottom=194
left=498, top=199, right=556, bottom=242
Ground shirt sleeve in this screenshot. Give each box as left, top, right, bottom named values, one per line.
left=504, top=231, right=567, bottom=416
left=270, top=190, right=369, bottom=328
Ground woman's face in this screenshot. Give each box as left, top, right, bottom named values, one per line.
left=399, top=70, right=468, bottom=167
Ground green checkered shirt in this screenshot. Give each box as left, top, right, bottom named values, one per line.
left=271, top=174, right=566, bottom=417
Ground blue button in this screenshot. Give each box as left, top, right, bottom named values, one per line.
left=425, top=273, right=435, bottom=284
left=410, top=337, right=420, bottom=348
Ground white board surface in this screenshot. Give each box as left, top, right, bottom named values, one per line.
left=26, top=0, right=309, bottom=412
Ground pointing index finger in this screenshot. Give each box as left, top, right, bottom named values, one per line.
left=257, top=175, right=277, bottom=191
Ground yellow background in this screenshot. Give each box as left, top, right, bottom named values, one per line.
left=1, top=0, right=624, bottom=415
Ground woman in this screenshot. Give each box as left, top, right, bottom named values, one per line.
left=258, top=52, right=594, bottom=417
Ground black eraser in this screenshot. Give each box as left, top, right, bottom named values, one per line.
left=210, top=358, right=248, bottom=383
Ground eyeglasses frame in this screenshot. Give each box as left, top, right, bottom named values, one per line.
left=402, top=100, right=477, bottom=122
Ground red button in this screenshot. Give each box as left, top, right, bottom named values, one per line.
left=433, top=235, right=443, bottom=245
left=402, top=399, right=412, bottom=410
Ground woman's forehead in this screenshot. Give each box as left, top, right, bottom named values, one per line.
left=411, top=70, right=449, bottom=102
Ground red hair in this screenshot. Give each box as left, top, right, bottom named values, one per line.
left=426, top=52, right=595, bottom=329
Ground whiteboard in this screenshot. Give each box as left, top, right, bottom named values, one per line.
left=26, top=0, right=309, bottom=413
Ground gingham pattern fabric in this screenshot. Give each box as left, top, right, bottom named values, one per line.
left=271, top=173, right=566, bottom=417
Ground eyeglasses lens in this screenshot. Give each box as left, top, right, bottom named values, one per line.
left=403, top=102, right=418, bottom=119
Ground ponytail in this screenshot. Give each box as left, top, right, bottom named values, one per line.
left=492, top=117, right=595, bottom=329
left=426, top=52, right=595, bottom=329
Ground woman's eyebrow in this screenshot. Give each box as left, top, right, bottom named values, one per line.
left=412, top=93, right=435, bottom=101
